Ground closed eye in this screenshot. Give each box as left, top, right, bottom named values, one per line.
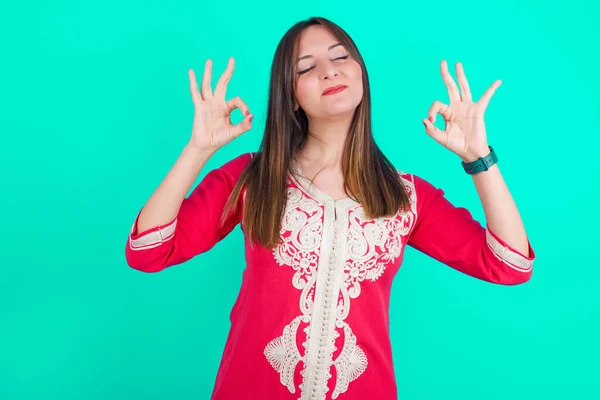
left=334, top=55, right=349, bottom=61
left=297, top=55, right=350, bottom=75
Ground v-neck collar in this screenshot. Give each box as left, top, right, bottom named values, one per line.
left=289, top=157, right=360, bottom=208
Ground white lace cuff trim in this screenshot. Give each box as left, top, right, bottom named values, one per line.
left=129, top=218, right=177, bottom=251
left=485, top=229, right=533, bottom=272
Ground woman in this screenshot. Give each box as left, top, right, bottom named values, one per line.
left=125, top=16, right=535, bottom=400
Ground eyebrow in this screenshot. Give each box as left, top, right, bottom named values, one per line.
left=295, top=43, right=344, bottom=64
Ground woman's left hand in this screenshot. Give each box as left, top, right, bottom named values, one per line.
left=422, top=60, right=501, bottom=162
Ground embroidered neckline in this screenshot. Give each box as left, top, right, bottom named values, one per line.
left=289, top=157, right=359, bottom=209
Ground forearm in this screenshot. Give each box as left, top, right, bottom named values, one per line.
left=468, top=163, right=530, bottom=256
left=136, top=144, right=215, bottom=233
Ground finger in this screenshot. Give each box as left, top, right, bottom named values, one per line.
left=226, top=96, right=250, bottom=117
left=440, top=60, right=461, bottom=103
left=230, top=112, right=254, bottom=138
left=478, top=79, right=502, bottom=110
left=188, top=69, right=201, bottom=104
left=422, top=118, right=447, bottom=146
left=201, top=59, right=213, bottom=99
left=456, top=62, right=472, bottom=101
left=214, top=57, right=235, bottom=99
left=427, top=100, right=453, bottom=123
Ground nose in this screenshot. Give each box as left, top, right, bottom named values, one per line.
left=318, top=60, right=338, bottom=80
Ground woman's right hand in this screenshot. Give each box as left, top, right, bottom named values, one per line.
left=187, top=57, right=253, bottom=153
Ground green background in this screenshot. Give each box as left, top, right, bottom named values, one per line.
left=1, top=0, right=598, bottom=398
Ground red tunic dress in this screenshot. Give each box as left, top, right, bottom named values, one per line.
left=125, top=152, right=535, bottom=400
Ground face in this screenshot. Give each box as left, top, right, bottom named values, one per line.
left=293, top=25, right=363, bottom=119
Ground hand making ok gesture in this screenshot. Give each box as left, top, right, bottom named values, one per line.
left=422, top=60, right=502, bottom=162
left=187, top=57, right=254, bottom=152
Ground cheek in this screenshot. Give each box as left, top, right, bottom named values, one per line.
left=295, top=78, right=318, bottom=106
left=347, top=63, right=364, bottom=99
left=348, top=62, right=363, bottom=86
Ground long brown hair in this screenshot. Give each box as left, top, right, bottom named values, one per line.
left=221, top=16, right=411, bottom=250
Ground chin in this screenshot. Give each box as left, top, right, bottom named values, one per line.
left=320, top=92, right=359, bottom=109
left=323, top=100, right=361, bottom=117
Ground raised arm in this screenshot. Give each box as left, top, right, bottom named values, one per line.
left=125, top=152, right=253, bottom=272
left=411, top=60, right=535, bottom=284
left=125, top=57, right=254, bottom=272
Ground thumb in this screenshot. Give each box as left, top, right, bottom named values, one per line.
left=230, top=113, right=254, bottom=138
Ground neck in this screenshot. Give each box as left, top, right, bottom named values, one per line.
left=296, top=114, right=353, bottom=168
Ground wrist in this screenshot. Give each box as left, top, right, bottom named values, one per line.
left=460, top=146, right=491, bottom=163
left=461, top=145, right=498, bottom=175
left=183, top=143, right=215, bottom=164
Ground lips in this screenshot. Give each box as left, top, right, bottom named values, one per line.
left=322, top=85, right=347, bottom=95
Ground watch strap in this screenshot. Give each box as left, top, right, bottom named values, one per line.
left=461, top=146, right=498, bottom=174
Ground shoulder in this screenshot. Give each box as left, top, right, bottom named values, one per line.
left=395, top=169, right=413, bottom=181
left=395, top=169, right=422, bottom=187
left=216, top=151, right=257, bottom=177
left=395, top=170, right=444, bottom=197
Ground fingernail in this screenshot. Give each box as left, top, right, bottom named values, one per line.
left=249, top=115, right=254, bottom=122
left=428, top=117, right=434, bottom=122
left=422, top=120, right=427, bottom=127
left=244, top=110, right=249, bottom=116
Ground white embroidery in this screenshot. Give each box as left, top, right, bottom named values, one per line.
left=344, top=205, right=415, bottom=299
left=264, top=315, right=303, bottom=393
left=266, top=186, right=323, bottom=395
left=129, top=218, right=177, bottom=250
left=328, top=177, right=416, bottom=398
left=265, top=167, right=417, bottom=399
left=332, top=322, right=368, bottom=398
left=485, top=229, right=533, bottom=272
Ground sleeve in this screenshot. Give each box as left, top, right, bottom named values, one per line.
left=406, top=173, right=535, bottom=285
left=124, top=152, right=254, bottom=273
